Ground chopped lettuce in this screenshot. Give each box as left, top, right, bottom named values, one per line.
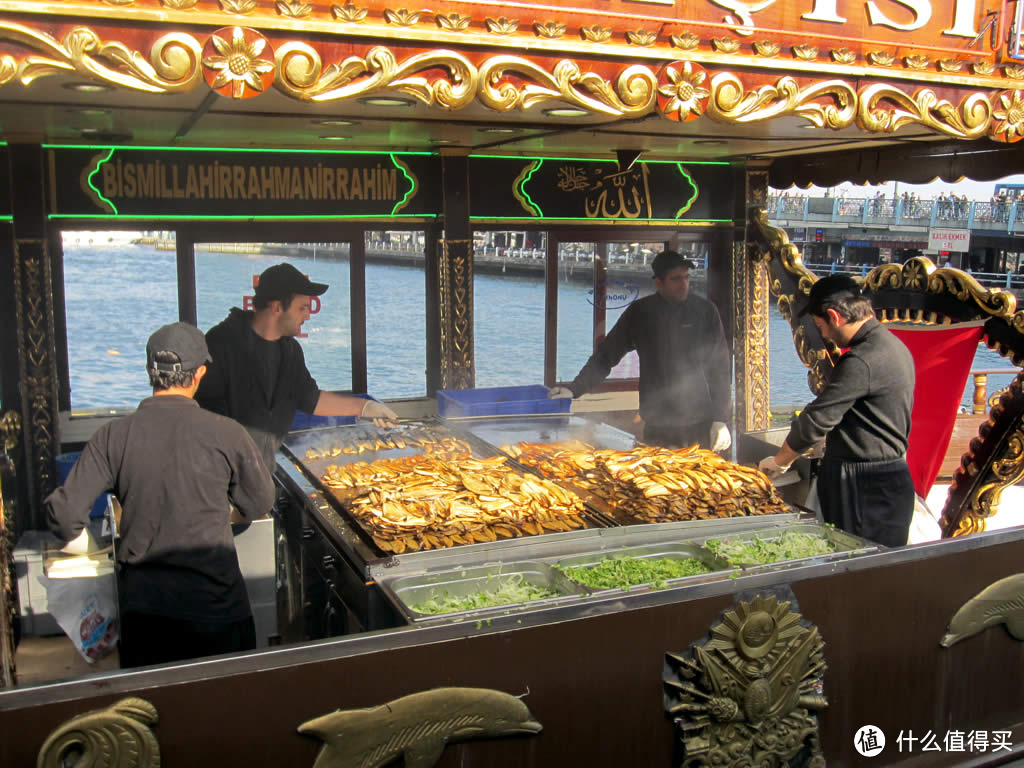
left=412, top=573, right=560, bottom=615
left=705, top=531, right=836, bottom=565
left=558, top=556, right=713, bottom=590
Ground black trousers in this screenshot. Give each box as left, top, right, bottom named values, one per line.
left=816, top=456, right=915, bottom=547
left=643, top=421, right=711, bottom=450
left=119, top=611, right=256, bottom=669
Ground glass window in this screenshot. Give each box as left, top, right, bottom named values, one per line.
left=61, top=231, right=178, bottom=410
left=473, top=231, right=545, bottom=386
left=195, top=242, right=353, bottom=393
left=365, top=231, right=426, bottom=398
left=555, top=241, right=597, bottom=383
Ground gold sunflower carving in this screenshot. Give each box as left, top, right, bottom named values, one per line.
left=867, top=50, right=895, bottom=66
left=332, top=2, right=367, bottom=21
left=384, top=8, right=421, bottom=25
left=277, top=0, right=313, bottom=17
left=486, top=17, right=519, bottom=35
left=581, top=25, right=612, bottom=42
left=657, top=61, right=710, bottom=121
left=437, top=12, right=471, bottom=30
left=993, top=91, right=1024, bottom=142
left=671, top=32, right=700, bottom=50
left=534, top=21, right=567, bottom=39
left=793, top=44, right=818, bottom=60
left=203, top=26, right=273, bottom=98
left=627, top=29, right=657, bottom=46
left=753, top=40, right=779, bottom=57
left=712, top=37, right=741, bottom=53
left=161, top=0, right=199, bottom=8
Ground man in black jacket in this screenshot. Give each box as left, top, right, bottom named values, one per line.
left=197, top=263, right=397, bottom=472
left=549, top=251, right=732, bottom=451
left=759, top=274, right=916, bottom=547
left=47, top=322, right=276, bottom=667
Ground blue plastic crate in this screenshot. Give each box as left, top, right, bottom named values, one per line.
left=290, top=393, right=375, bottom=431
left=437, top=385, right=570, bottom=418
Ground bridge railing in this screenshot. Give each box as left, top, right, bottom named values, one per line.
left=767, top=195, right=1024, bottom=233
left=803, top=261, right=1024, bottom=290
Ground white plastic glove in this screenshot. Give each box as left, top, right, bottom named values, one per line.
left=709, top=422, right=731, bottom=452
left=758, top=455, right=792, bottom=480
left=360, top=400, right=399, bottom=428
left=547, top=386, right=574, bottom=399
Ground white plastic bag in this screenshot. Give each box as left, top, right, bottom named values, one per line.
left=44, top=574, right=119, bottom=662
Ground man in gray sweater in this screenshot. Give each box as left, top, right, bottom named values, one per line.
left=759, top=274, right=915, bottom=547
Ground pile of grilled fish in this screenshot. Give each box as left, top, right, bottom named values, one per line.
left=503, top=441, right=788, bottom=523
left=322, top=454, right=587, bottom=553
left=304, top=425, right=473, bottom=462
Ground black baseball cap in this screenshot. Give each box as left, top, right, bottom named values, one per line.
left=800, top=274, right=863, bottom=317
left=146, top=322, right=211, bottom=372
left=254, top=263, right=328, bottom=302
left=652, top=250, right=697, bottom=278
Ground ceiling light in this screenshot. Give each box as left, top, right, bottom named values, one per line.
left=71, top=108, right=110, bottom=117
left=543, top=107, right=590, bottom=118
left=321, top=134, right=351, bottom=141
left=481, top=127, right=519, bottom=134
left=358, top=96, right=414, bottom=107
left=314, top=119, right=358, bottom=127
left=63, top=82, right=111, bottom=93
left=431, top=139, right=454, bottom=144
left=692, top=139, right=726, bottom=145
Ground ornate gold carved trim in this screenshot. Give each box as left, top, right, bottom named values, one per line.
left=438, top=238, right=473, bottom=390
left=37, top=697, right=160, bottom=766
left=940, top=573, right=1024, bottom=647
left=738, top=170, right=770, bottom=432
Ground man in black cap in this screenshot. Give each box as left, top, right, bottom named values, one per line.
left=47, top=322, right=275, bottom=667
left=197, top=262, right=398, bottom=472
left=549, top=250, right=732, bottom=451
left=758, top=274, right=916, bottom=547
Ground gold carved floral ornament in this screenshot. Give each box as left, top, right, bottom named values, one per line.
left=671, top=32, right=700, bottom=50
left=753, top=40, right=779, bottom=57
left=277, top=0, right=313, bottom=18
left=904, top=54, right=931, bottom=70
left=332, top=2, right=368, bottom=22
left=830, top=48, right=856, bottom=65
left=219, top=0, right=257, bottom=14
left=792, top=44, right=818, bottom=60
left=991, top=90, right=1024, bottom=143
left=0, top=21, right=202, bottom=92
left=627, top=29, right=658, bottom=47
left=534, top=21, right=567, bottom=39
left=202, top=26, right=274, bottom=98
left=384, top=8, right=421, bottom=26
left=437, top=12, right=471, bottom=31
left=1006, top=65, right=1024, bottom=80
left=938, top=59, right=965, bottom=73
left=706, top=74, right=856, bottom=130
left=486, top=17, right=519, bottom=35
left=657, top=61, right=710, bottom=122
left=712, top=37, right=741, bottom=53
left=857, top=84, right=991, bottom=138
left=974, top=61, right=996, bottom=75
left=274, top=44, right=476, bottom=108
left=580, top=25, right=611, bottom=43
left=161, top=0, right=199, bottom=8
left=867, top=50, right=895, bottom=66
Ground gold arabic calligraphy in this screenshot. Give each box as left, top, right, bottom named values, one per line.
left=566, top=164, right=653, bottom=219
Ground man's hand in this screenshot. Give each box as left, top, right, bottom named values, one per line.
left=360, top=400, right=399, bottom=428
left=709, top=422, right=731, bottom=452
left=758, top=455, right=792, bottom=480
left=547, top=386, right=574, bottom=399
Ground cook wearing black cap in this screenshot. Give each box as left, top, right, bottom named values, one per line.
left=549, top=250, right=732, bottom=452
left=46, top=322, right=275, bottom=667
left=759, top=274, right=916, bottom=547
left=197, top=262, right=398, bottom=472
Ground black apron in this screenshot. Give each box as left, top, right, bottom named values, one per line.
left=816, top=456, right=914, bottom=547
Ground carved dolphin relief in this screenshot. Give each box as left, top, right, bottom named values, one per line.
left=36, top=697, right=160, bottom=768
left=298, top=687, right=543, bottom=768
left=941, top=574, right=1024, bottom=647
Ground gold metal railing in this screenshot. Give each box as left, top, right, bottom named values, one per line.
left=970, top=369, right=1019, bottom=414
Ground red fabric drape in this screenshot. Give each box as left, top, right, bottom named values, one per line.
left=888, top=324, right=984, bottom=497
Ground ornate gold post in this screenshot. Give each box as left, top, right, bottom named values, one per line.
left=736, top=167, right=771, bottom=432
left=438, top=153, right=474, bottom=390
left=0, top=412, right=20, bottom=689
left=9, top=145, right=60, bottom=528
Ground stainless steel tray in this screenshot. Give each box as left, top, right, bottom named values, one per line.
left=453, top=415, right=638, bottom=455
left=552, top=542, right=732, bottom=595
left=694, top=522, right=879, bottom=570
left=381, top=561, right=587, bottom=623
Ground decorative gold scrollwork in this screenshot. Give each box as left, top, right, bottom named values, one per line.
left=0, top=21, right=201, bottom=92
left=991, top=90, right=1024, bottom=143
left=857, top=84, right=991, bottom=138
left=37, top=697, right=160, bottom=767
left=275, top=44, right=476, bottom=108
left=478, top=56, right=656, bottom=115
left=864, top=259, right=1017, bottom=321
left=0, top=412, right=20, bottom=456
left=707, top=74, right=856, bottom=129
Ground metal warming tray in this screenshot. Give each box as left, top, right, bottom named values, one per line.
left=381, top=561, right=588, bottom=623
left=450, top=414, right=638, bottom=454
left=693, top=522, right=880, bottom=572
left=552, top=542, right=732, bottom=595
